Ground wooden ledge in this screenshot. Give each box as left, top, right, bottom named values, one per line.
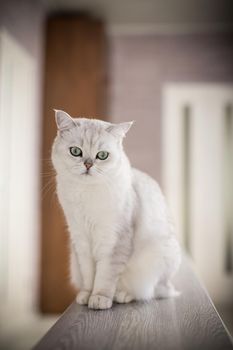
left=34, top=258, right=233, bottom=350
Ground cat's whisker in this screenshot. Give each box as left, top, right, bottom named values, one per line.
left=41, top=170, right=55, bottom=174
left=41, top=160, right=54, bottom=167
left=41, top=172, right=56, bottom=177
left=41, top=157, right=52, bottom=161
left=95, top=170, right=115, bottom=193
left=41, top=179, right=54, bottom=194
left=41, top=177, right=56, bottom=200
left=72, top=165, right=83, bottom=169
left=94, top=167, right=113, bottom=186
left=42, top=186, right=56, bottom=204
left=49, top=187, right=58, bottom=208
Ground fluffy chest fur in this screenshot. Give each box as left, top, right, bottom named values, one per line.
left=56, top=175, right=133, bottom=258
left=58, top=180, right=115, bottom=222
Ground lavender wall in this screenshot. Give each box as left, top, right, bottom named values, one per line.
left=109, top=33, right=233, bottom=184
left=0, top=0, right=45, bottom=58
left=0, top=0, right=45, bottom=146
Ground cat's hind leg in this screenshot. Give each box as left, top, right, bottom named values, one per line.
left=114, top=288, right=134, bottom=304
left=154, top=281, right=180, bottom=299
left=116, top=236, right=181, bottom=302
left=115, top=246, right=158, bottom=302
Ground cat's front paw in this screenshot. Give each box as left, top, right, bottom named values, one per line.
left=88, top=294, right=112, bottom=310
left=114, top=290, right=134, bottom=304
left=76, top=290, right=91, bottom=305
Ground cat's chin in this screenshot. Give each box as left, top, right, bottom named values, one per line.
left=77, top=172, right=105, bottom=185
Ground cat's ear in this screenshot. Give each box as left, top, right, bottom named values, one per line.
left=106, top=121, right=134, bottom=138
left=54, top=109, right=77, bottom=131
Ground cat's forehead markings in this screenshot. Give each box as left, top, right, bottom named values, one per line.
left=69, top=128, right=84, bottom=147
left=78, top=137, right=84, bottom=148
left=98, top=141, right=106, bottom=149
left=82, top=126, right=103, bottom=149
left=82, top=127, right=96, bottom=148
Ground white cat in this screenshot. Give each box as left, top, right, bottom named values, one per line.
left=52, top=110, right=181, bottom=310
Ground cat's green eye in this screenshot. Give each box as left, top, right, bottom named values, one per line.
left=70, top=146, right=82, bottom=157
left=96, top=151, right=109, bottom=160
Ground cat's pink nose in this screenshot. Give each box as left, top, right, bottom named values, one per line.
left=84, top=159, right=93, bottom=170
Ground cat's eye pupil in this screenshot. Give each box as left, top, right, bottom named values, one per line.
left=96, top=151, right=109, bottom=160
left=70, top=147, right=82, bottom=157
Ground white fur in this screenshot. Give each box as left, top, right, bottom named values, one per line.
left=52, top=110, right=181, bottom=310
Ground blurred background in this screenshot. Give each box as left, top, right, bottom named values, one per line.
left=0, top=0, right=233, bottom=348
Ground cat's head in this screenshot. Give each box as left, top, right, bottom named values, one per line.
left=51, top=110, right=133, bottom=183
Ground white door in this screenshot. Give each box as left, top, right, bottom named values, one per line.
left=0, top=30, right=38, bottom=315
left=162, top=84, right=233, bottom=304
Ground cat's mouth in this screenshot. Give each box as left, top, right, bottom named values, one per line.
left=82, top=170, right=91, bottom=176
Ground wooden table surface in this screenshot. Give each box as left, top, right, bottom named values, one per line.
left=34, top=258, right=233, bottom=350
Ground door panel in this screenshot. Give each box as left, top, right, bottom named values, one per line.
left=40, top=15, right=107, bottom=313
left=162, top=84, right=233, bottom=304
left=0, top=30, right=37, bottom=314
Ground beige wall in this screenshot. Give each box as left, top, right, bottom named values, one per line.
left=109, top=33, right=233, bottom=185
